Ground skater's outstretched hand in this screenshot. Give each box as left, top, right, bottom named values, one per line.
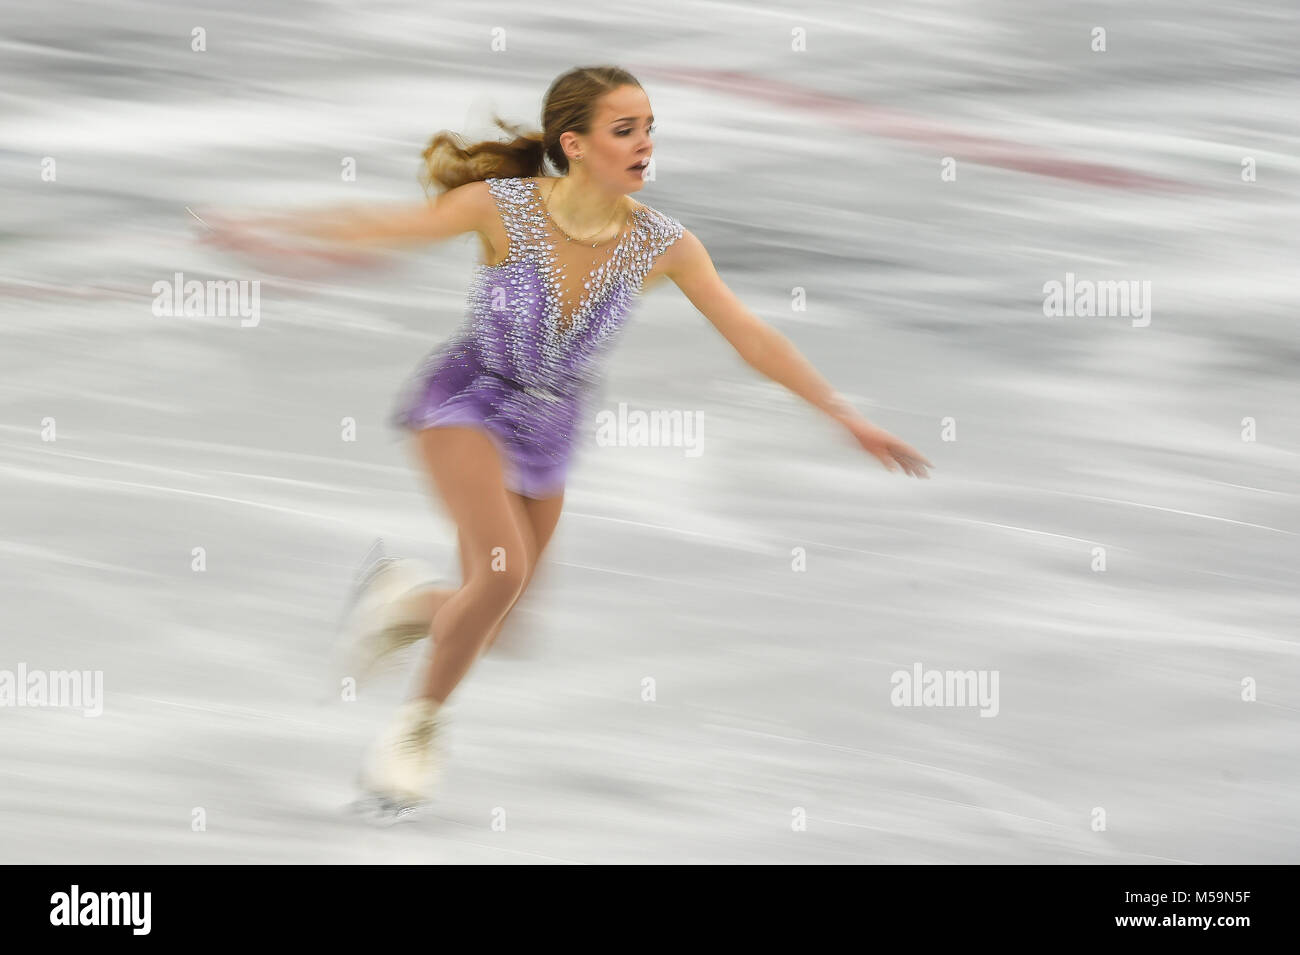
left=844, top=417, right=933, bottom=478
left=657, top=230, right=936, bottom=481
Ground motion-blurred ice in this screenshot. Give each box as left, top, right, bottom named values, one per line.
left=1, top=0, right=1297, bottom=863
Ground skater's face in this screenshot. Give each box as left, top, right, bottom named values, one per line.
left=565, top=85, right=655, bottom=192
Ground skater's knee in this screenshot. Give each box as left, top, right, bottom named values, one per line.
left=454, top=513, right=531, bottom=614
left=462, top=553, right=527, bottom=611
left=479, top=560, right=528, bottom=607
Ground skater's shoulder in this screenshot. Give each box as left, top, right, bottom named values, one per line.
left=646, top=224, right=713, bottom=285
left=481, top=175, right=542, bottom=199
left=627, top=195, right=685, bottom=250
left=628, top=193, right=680, bottom=226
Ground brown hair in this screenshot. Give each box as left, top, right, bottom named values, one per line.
left=420, top=66, right=642, bottom=195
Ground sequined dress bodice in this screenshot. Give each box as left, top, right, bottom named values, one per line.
left=464, top=176, right=683, bottom=397
left=390, top=176, right=684, bottom=497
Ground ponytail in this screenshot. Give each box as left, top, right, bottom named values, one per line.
left=420, top=116, right=548, bottom=195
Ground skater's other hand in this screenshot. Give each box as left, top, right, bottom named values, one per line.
left=845, top=418, right=933, bottom=478
left=195, top=211, right=291, bottom=257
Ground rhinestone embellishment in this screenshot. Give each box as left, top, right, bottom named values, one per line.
left=390, top=175, right=685, bottom=495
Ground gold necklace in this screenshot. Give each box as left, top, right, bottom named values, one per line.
left=541, top=181, right=628, bottom=247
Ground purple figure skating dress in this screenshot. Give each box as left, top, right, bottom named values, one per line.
left=390, top=176, right=684, bottom=499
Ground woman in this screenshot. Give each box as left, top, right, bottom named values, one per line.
left=206, top=66, right=932, bottom=814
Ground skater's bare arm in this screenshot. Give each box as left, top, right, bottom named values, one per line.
left=662, top=229, right=933, bottom=477
left=202, top=181, right=492, bottom=249
left=661, top=229, right=858, bottom=422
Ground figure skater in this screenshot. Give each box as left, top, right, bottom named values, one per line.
left=203, top=65, right=932, bottom=814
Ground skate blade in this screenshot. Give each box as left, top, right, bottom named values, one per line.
left=349, top=791, right=428, bottom=826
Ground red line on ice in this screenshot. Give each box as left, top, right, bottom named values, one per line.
left=646, top=68, right=1187, bottom=191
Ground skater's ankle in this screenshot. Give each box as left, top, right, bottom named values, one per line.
left=401, top=696, right=443, bottom=720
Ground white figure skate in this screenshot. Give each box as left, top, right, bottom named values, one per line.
left=330, top=538, right=445, bottom=693
left=353, top=698, right=446, bottom=822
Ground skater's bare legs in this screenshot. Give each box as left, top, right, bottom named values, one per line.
left=468, top=492, right=563, bottom=652
left=410, top=427, right=530, bottom=703
left=385, top=493, right=563, bottom=646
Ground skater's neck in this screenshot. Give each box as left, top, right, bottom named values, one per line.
left=540, top=172, right=630, bottom=237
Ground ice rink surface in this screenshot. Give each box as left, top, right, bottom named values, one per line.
left=1, top=0, right=1297, bottom=863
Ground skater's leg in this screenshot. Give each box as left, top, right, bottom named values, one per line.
left=471, top=492, right=564, bottom=652
left=379, top=495, right=560, bottom=639
left=411, top=426, right=531, bottom=703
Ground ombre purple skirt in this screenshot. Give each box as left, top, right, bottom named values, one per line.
left=390, top=333, right=582, bottom=500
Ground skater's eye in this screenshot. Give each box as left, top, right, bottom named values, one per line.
left=617, top=124, right=656, bottom=136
